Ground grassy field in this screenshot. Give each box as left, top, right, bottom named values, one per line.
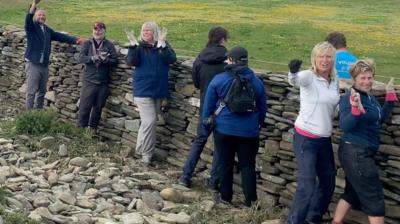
left=1, top=0, right=399, bottom=81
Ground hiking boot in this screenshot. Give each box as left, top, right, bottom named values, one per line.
left=178, top=176, right=191, bottom=188
left=204, top=177, right=218, bottom=192
left=213, top=193, right=232, bottom=207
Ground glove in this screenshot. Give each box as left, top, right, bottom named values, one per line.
left=76, top=37, right=85, bottom=45
left=157, top=27, right=167, bottom=48
left=288, top=59, right=302, bottom=73
left=125, top=29, right=138, bottom=46
left=386, top=77, right=395, bottom=92
left=385, top=77, right=399, bottom=102
left=91, top=55, right=100, bottom=63
left=350, top=88, right=366, bottom=114
left=99, top=51, right=110, bottom=63
left=33, top=0, right=41, bottom=5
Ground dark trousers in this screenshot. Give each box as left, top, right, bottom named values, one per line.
left=288, top=130, right=336, bottom=224
left=214, top=130, right=259, bottom=206
left=339, top=141, right=385, bottom=216
left=78, top=81, right=108, bottom=128
left=181, top=100, right=220, bottom=185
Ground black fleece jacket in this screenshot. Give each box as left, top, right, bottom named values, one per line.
left=192, top=43, right=227, bottom=99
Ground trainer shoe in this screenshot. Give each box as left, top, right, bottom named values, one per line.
left=178, top=177, right=191, bottom=188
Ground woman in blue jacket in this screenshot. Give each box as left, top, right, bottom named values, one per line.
left=202, top=46, right=267, bottom=207
left=126, top=21, right=177, bottom=165
left=333, top=59, right=398, bottom=224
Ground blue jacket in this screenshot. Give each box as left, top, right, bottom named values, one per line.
left=202, top=65, right=267, bottom=137
left=24, top=10, right=77, bottom=65
left=126, top=41, right=177, bottom=98
left=339, top=87, right=395, bottom=150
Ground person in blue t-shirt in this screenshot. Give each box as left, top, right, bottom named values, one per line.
left=326, top=32, right=357, bottom=79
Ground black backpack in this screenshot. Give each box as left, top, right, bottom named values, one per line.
left=223, top=73, right=257, bottom=114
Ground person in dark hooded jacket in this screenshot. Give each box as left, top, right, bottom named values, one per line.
left=179, top=26, right=229, bottom=188
left=202, top=46, right=267, bottom=207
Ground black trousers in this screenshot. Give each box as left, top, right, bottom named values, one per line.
left=214, top=130, right=259, bottom=206
left=78, top=81, right=109, bottom=129
left=339, top=141, right=384, bottom=216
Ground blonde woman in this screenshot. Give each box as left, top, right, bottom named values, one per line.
left=125, top=21, right=177, bottom=165
left=287, top=42, right=340, bottom=224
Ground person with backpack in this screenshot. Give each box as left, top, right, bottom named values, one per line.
left=286, top=41, right=340, bottom=224
left=332, top=60, right=398, bottom=224
left=202, top=46, right=267, bottom=207
left=179, top=26, right=229, bottom=189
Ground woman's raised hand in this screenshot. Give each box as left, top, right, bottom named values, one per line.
left=125, top=29, right=138, bottom=46
left=157, top=27, right=167, bottom=48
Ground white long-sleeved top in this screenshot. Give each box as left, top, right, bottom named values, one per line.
left=288, top=69, right=340, bottom=137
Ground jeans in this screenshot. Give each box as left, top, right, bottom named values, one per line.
left=181, top=114, right=220, bottom=185
left=288, top=130, right=336, bottom=224
left=181, top=99, right=219, bottom=186
left=25, top=62, right=49, bottom=109
left=78, top=81, right=109, bottom=129
left=214, top=130, right=259, bottom=206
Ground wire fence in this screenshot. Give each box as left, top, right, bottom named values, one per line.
left=174, top=48, right=400, bottom=83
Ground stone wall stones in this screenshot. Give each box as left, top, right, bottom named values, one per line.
left=1, top=26, right=400, bottom=224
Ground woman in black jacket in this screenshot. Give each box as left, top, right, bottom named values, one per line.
left=179, top=26, right=229, bottom=188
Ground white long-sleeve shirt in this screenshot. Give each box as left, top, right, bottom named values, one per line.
left=288, top=69, right=340, bottom=137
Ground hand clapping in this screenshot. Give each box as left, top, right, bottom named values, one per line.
left=125, top=29, right=138, bottom=46
left=157, top=27, right=167, bottom=48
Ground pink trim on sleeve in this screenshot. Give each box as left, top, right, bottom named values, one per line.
left=351, top=106, right=362, bottom=116
left=295, top=125, right=321, bottom=138
left=385, top=92, right=399, bottom=102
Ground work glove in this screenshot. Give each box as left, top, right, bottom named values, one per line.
left=91, top=54, right=100, bottom=63
left=125, top=29, right=138, bottom=46
left=350, top=88, right=366, bottom=114
left=288, top=59, right=302, bottom=73
left=385, top=77, right=399, bottom=102
left=99, top=51, right=110, bottom=63
left=157, top=27, right=167, bottom=48
left=76, top=37, right=85, bottom=45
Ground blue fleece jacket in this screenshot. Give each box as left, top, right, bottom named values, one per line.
left=24, top=10, right=77, bottom=65
left=202, top=66, right=267, bottom=137
left=339, top=88, right=395, bottom=150
left=126, top=41, right=177, bottom=98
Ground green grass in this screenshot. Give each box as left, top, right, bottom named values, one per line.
left=1, top=0, right=399, bottom=81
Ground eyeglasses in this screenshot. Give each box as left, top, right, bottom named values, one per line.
left=93, top=27, right=105, bottom=31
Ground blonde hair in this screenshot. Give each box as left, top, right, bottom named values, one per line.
left=349, top=59, right=375, bottom=79
left=310, top=41, right=336, bottom=79
left=139, top=21, right=159, bottom=42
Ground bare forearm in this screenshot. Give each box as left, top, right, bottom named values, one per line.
left=29, top=0, right=37, bottom=14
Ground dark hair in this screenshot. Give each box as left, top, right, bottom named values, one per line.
left=206, top=26, right=228, bottom=47
left=325, top=31, right=347, bottom=49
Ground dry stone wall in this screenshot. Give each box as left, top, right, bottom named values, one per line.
left=1, top=26, right=400, bottom=223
